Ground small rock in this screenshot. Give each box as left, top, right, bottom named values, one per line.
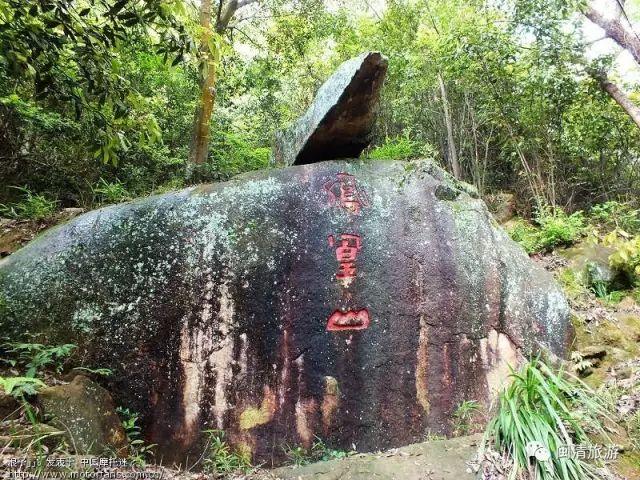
left=0, top=392, right=19, bottom=420
left=581, top=345, right=608, bottom=360
left=59, top=208, right=85, bottom=219
left=485, top=192, right=516, bottom=224
left=37, top=375, right=128, bottom=456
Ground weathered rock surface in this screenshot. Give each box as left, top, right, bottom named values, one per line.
left=37, top=375, right=128, bottom=456
left=272, top=52, right=388, bottom=166
left=273, top=434, right=481, bottom=480
left=0, top=159, right=571, bottom=465
left=562, top=242, right=617, bottom=288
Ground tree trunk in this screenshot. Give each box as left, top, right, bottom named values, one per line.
left=189, top=0, right=216, bottom=167
left=596, top=71, right=640, bottom=129
left=584, top=5, right=640, bottom=66
left=189, top=1, right=252, bottom=168
left=438, top=73, right=461, bottom=179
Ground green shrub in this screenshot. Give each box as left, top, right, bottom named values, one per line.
left=507, top=207, right=585, bottom=254
left=507, top=218, right=542, bottom=254
left=485, top=358, right=612, bottom=480
left=116, top=407, right=156, bottom=466
left=607, top=234, right=640, bottom=286
left=590, top=201, right=640, bottom=235
left=535, top=207, right=586, bottom=251
left=92, top=178, right=132, bottom=205
left=367, top=136, right=433, bottom=160
left=0, top=186, right=57, bottom=220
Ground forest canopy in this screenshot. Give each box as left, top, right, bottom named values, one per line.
left=1, top=0, right=639, bottom=215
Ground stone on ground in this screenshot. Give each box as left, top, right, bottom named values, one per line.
left=273, top=434, right=481, bottom=480
left=36, top=375, right=128, bottom=456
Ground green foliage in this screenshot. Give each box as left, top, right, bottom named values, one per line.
left=72, top=366, right=113, bottom=377
left=0, top=376, right=46, bottom=399
left=282, top=444, right=311, bottom=466
left=507, top=218, right=542, bottom=254
left=0, top=187, right=57, bottom=220
left=628, top=410, right=640, bottom=451
left=1, top=341, right=76, bottom=377
left=116, top=407, right=156, bottom=467
left=0, top=0, right=193, bottom=162
left=590, top=202, right=640, bottom=235
left=202, top=429, right=252, bottom=474
left=310, top=437, right=355, bottom=462
left=92, top=178, right=132, bottom=205
left=283, top=437, right=354, bottom=465
left=535, top=207, right=586, bottom=252
left=485, top=358, right=612, bottom=480
left=607, top=234, right=640, bottom=286
left=0, top=0, right=639, bottom=232
left=207, top=132, right=271, bottom=180
left=508, top=207, right=585, bottom=253
left=452, top=400, right=481, bottom=436
left=367, top=136, right=431, bottom=161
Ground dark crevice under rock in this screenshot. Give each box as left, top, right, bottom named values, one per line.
left=273, top=52, right=388, bottom=166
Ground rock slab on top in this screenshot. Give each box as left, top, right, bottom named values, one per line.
left=272, top=52, right=388, bottom=166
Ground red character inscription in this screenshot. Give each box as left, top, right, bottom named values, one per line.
left=328, top=233, right=362, bottom=285
left=326, top=309, right=370, bottom=331
left=324, top=173, right=369, bottom=215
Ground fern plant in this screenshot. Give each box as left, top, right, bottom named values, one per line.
left=0, top=375, right=46, bottom=399
left=2, top=341, right=76, bottom=377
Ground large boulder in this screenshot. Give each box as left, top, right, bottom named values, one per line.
left=273, top=52, right=388, bottom=166
left=0, top=159, right=571, bottom=465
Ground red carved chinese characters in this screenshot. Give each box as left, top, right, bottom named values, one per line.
left=324, top=172, right=370, bottom=331
left=324, top=173, right=369, bottom=215
left=328, top=234, right=362, bottom=286
left=326, top=309, right=370, bottom=331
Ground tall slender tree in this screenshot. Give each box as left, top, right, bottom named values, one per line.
left=189, top=0, right=257, bottom=167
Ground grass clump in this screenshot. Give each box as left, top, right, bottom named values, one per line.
left=485, top=357, right=613, bottom=480
left=0, top=186, right=57, bottom=220
left=92, top=178, right=132, bottom=205
left=203, top=429, right=252, bottom=474
left=453, top=400, right=481, bottom=436
left=367, top=136, right=435, bottom=161
left=283, top=437, right=355, bottom=465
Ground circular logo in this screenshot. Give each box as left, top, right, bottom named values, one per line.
left=525, top=441, right=551, bottom=462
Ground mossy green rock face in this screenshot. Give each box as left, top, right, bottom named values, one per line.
left=0, top=160, right=570, bottom=465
